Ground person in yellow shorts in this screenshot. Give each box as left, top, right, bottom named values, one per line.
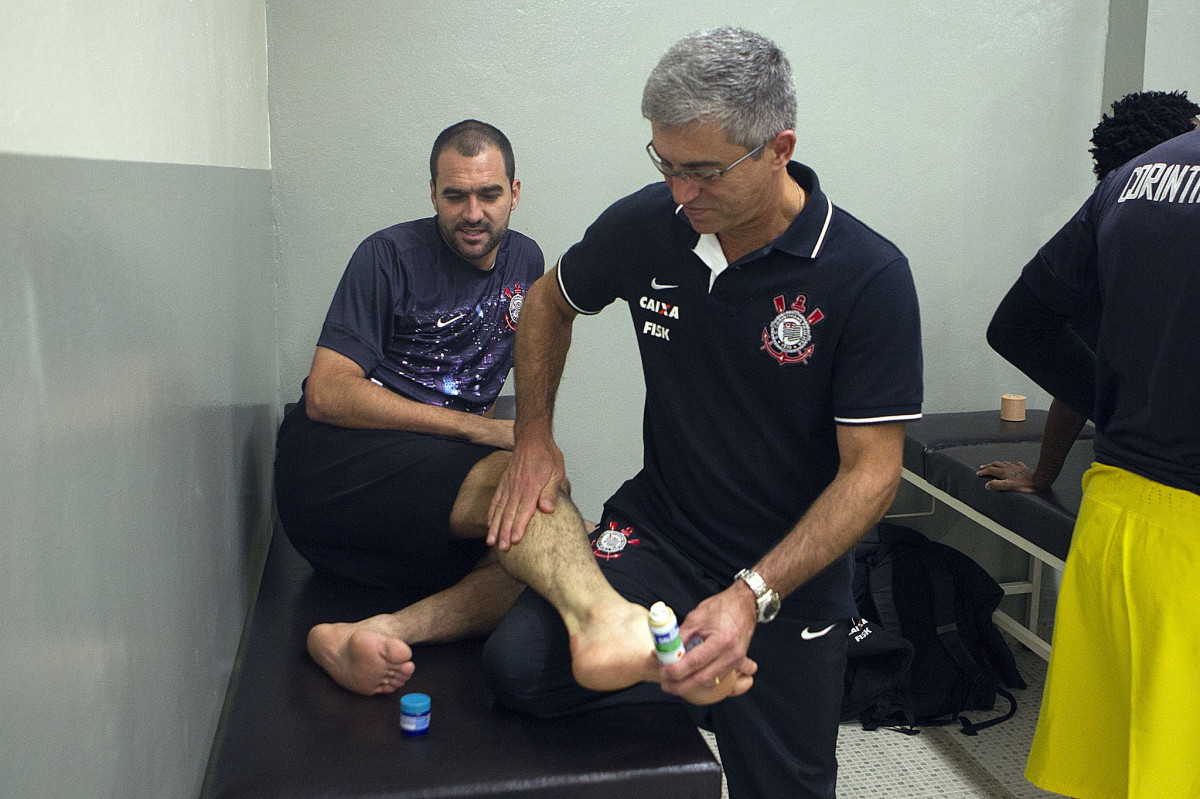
left=987, top=125, right=1200, bottom=797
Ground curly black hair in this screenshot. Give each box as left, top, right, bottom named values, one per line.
left=1090, top=90, right=1200, bottom=179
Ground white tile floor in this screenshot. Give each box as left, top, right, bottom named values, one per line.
left=702, top=634, right=1067, bottom=798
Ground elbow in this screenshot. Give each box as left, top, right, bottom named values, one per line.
left=303, top=380, right=338, bottom=425
left=856, top=463, right=904, bottom=529
left=877, top=462, right=904, bottom=516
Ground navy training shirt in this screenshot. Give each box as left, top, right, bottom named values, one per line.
left=317, top=217, right=544, bottom=413
left=1020, top=129, right=1200, bottom=495
left=558, top=162, right=923, bottom=616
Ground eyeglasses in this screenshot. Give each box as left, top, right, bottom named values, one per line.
left=645, top=139, right=769, bottom=184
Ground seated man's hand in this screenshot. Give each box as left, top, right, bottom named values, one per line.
left=977, top=460, right=1045, bottom=492
left=487, top=435, right=567, bottom=551
left=659, top=587, right=758, bottom=704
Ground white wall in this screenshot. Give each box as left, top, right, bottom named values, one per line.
left=0, top=0, right=270, bottom=168
left=269, top=0, right=1109, bottom=519
left=1145, top=0, right=1200, bottom=91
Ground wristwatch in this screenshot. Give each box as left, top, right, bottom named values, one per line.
left=735, top=568, right=781, bottom=623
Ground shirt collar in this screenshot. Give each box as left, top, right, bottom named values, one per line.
left=773, top=161, right=833, bottom=260
left=678, top=161, right=834, bottom=271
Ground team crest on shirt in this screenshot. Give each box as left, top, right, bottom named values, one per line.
left=591, top=521, right=640, bottom=560
left=761, top=293, right=824, bottom=365
left=503, top=283, right=526, bottom=330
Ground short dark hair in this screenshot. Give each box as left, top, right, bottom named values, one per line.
left=429, top=120, right=515, bottom=184
left=1090, top=90, right=1200, bottom=179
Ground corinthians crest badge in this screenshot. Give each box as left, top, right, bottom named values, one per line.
left=591, top=521, right=640, bottom=560
left=503, top=283, right=526, bottom=331
left=761, top=293, right=823, bottom=365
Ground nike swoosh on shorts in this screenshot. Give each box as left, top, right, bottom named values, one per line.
left=800, top=623, right=837, bottom=640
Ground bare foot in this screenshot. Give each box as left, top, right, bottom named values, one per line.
left=568, top=599, right=757, bottom=704
left=307, top=614, right=415, bottom=696
left=567, top=600, right=660, bottom=692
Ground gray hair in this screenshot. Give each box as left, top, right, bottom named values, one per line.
left=641, top=27, right=797, bottom=149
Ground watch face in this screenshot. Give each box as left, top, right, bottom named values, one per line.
left=759, top=593, right=781, bottom=623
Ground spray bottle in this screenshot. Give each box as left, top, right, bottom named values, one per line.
left=648, top=601, right=686, bottom=665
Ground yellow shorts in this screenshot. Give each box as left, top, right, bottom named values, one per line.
left=1026, top=463, right=1200, bottom=799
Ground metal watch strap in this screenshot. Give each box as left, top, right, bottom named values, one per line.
left=736, top=568, right=768, bottom=599
left=735, top=568, right=779, bottom=623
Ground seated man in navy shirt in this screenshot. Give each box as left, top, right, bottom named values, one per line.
left=274, top=120, right=544, bottom=695
left=484, top=28, right=922, bottom=799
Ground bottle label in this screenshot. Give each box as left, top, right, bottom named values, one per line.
left=401, top=711, right=430, bottom=734
left=652, top=624, right=684, bottom=662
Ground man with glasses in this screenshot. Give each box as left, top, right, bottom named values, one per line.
left=482, top=28, right=922, bottom=799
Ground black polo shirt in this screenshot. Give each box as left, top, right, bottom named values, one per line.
left=558, top=162, right=923, bottom=615
left=1020, top=129, right=1200, bottom=495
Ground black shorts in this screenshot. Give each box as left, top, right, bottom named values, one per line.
left=273, top=400, right=493, bottom=597
left=483, top=507, right=849, bottom=799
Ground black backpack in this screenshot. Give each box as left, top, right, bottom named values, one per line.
left=841, top=522, right=1027, bottom=735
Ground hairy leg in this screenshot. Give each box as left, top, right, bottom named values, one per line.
left=495, top=494, right=749, bottom=704
left=309, top=452, right=524, bottom=696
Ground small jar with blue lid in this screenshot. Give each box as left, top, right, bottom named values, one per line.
left=400, top=692, right=431, bottom=736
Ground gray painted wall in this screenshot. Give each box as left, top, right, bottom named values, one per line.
left=0, top=154, right=276, bottom=798
left=1102, top=0, right=1149, bottom=110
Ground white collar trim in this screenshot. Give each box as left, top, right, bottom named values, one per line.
left=689, top=225, right=729, bottom=293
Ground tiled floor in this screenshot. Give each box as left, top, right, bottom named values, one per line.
left=702, top=634, right=1067, bottom=798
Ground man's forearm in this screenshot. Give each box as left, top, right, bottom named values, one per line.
left=754, top=464, right=897, bottom=600
left=751, top=424, right=904, bottom=601
left=1030, top=398, right=1089, bottom=488
left=304, top=348, right=511, bottom=447
left=485, top=269, right=581, bottom=547
left=512, top=272, right=576, bottom=445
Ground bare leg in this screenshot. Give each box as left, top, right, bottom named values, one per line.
left=307, top=451, right=524, bottom=695
left=495, top=492, right=749, bottom=704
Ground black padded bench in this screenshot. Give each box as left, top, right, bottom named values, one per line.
left=899, top=411, right=1096, bottom=660
left=201, top=524, right=723, bottom=798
